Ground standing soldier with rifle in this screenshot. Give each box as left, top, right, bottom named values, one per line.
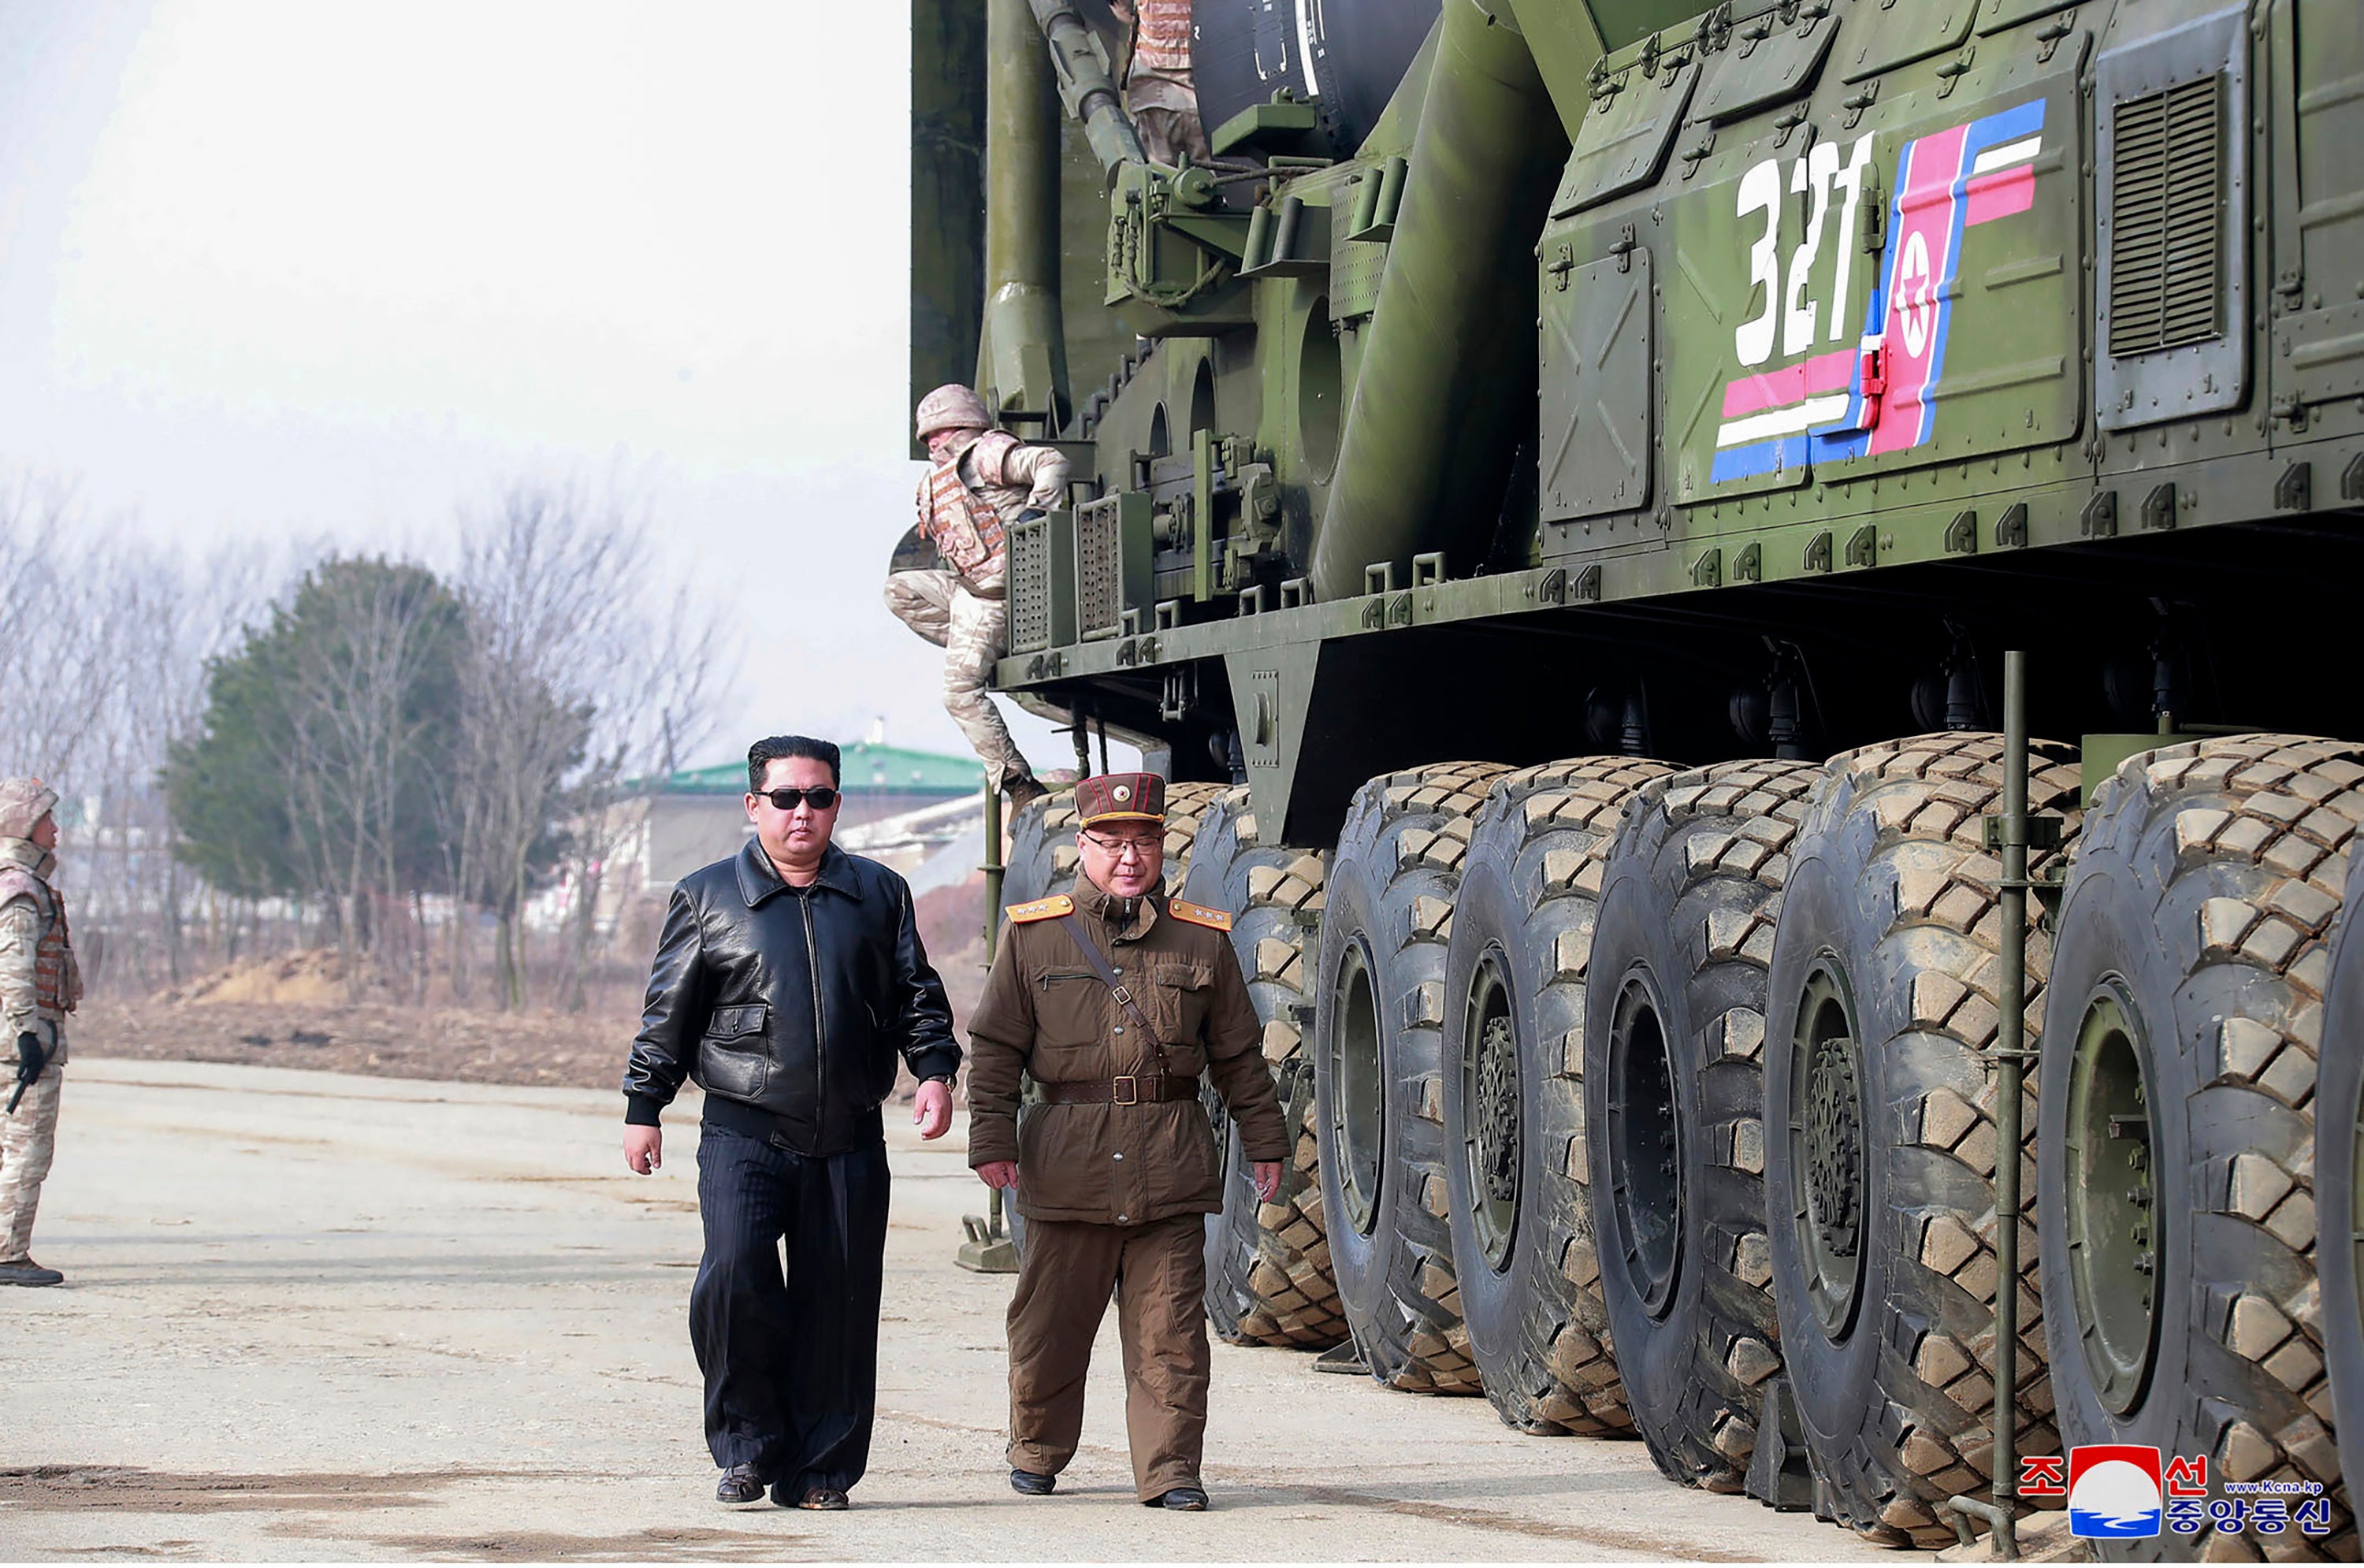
left=0, top=778, right=79, bottom=1287
left=885, top=385, right=1069, bottom=816
left=965, top=772, right=1287, bottom=1509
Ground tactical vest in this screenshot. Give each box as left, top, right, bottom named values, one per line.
left=0, top=868, right=76, bottom=1022
left=1135, top=0, right=1192, bottom=73
left=920, top=429, right=1021, bottom=586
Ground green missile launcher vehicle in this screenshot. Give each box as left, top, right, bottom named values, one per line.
left=913, top=0, right=2364, bottom=1551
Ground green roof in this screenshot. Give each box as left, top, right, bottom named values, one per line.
left=665, top=741, right=983, bottom=797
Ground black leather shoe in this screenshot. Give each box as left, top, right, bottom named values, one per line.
left=1147, top=1486, right=1208, bottom=1510
left=1009, top=1468, right=1056, bottom=1496
left=716, top=1463, right=768, bottom=1506
left=793, top=1486, right=849, bottom=1510
left=0, top=1259, right=62, bottom=1287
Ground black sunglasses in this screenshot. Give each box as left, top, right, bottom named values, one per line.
left=758, top=787, right=839, bottom=811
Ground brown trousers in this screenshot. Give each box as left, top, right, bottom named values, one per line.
left=1005, top=1212, right=1209, bottom=1500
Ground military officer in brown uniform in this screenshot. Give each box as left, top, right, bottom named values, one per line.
left=966, top=773, right=1287, bottom=1510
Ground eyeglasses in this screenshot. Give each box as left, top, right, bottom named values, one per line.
left=758, top=787, right=839, bottom=811
left=1081, top=830, right=1162, bottom=861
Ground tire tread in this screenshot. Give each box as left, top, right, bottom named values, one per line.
left=1595, top=758, right=1823, bottom=1487
left=1771, top=732, right=2081, bottom=1549
left=1323, top=761, right=1509, bottom=1392
left=2054, top=734, right=2364, bottom=1560
left=1188, top=786, right=1347, bottom=1349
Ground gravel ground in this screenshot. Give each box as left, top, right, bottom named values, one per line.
left=0, top=1057, right=1894, bottom=1562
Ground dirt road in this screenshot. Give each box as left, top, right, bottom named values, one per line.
left=2, top=1059, right=1888, bottom=1562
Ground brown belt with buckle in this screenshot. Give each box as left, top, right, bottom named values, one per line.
left=1036, top=1072, right=1201, bottom=1106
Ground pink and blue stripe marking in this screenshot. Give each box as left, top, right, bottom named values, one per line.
left=1710, top=98, right=2046, bottom=484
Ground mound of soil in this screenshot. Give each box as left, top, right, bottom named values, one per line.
left=154, top=949, right=384, bottom=1008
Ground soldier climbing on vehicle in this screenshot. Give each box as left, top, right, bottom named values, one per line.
left=885, top=383, right=1069, bottom=815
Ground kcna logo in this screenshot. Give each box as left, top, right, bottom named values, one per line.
left=2020, top=1447, right=2334, bottom=1540
left=2019, top=1446, right=2187, bottom=1539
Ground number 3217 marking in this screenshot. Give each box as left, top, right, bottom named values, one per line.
left=1734, top=134, right=1875, bottom=369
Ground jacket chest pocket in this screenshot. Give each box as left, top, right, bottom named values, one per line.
left=1034, top=970, right=1105, bottom=1054
left=701, top=1003, right=771, bottom=1099
left=1147, top=961, right=1214, bottom=1052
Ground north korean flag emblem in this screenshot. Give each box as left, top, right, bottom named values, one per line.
left=2067, top=1445, right=2164, bottom=1539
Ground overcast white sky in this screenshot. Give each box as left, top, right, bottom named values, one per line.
left=0, top=1, right=1072, bottom=775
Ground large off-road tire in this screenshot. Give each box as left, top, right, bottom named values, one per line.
left=2325, top=841, right=2364, bottom=1516
left=1583, top=759, right=1823, bottom=1488
left=1764, top=732, right=2080, bottom=1548
left=1183, top=788, right=1346, bottom=1349
left=1158, top=782, right=1233, bottom=885
left=1440, top=756, right=1679, bottom=1434
left=1315, top=761, right=1508, bottom=1392
left=2040, top=735, right=2362, bottom=1562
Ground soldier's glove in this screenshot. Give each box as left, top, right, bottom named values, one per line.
left=7, top=1031, right=43, bottom=1114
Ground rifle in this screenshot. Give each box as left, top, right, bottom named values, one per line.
left=7, top=1031, right=44, bottom=1114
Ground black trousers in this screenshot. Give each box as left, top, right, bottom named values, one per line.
left=690, top=1123, right=891, bottom=1491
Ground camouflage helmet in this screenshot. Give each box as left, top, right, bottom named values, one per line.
left=915, top=383, right=992, bottom=441
left=0, top=778, right=58, bottom=842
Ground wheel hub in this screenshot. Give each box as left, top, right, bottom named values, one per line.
left=1789, top=964, right=1868, bottom=1339
left=1329, top=938, right=1386, bottom=1239
left=1607, top=975, right=1685, bottom=1317
left=1475, top=1023, right=1519, bottom=1203
left=1460, top=954, right=1521, bottom=1271
left=1805, top=1035, right=1864, bottom=1259
left=2065, top=983, right=2162, bottom=1416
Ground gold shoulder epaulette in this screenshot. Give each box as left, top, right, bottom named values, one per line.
left=1005, top=894, right=1075, bottom=924
left=1168, top=897, right=1233, bottom=932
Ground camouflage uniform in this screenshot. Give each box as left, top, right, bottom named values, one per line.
left=1125, top=1, right=1206, bottom=166
left=0, top=779, right=76, bottom=1270
left=889, top=393, right=1072, bottom=796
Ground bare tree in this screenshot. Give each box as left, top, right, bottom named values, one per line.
left=0, top=475, right=281, bottom=1000
left=0, top=479, right=113, bottom=781
left=451, top=487, right=728, bottom=1010
left=72, top=539, right=267, bottom=992
left=556, top=577, right=725, bottom=1011
left=12, top=474, right=730, bottom=1016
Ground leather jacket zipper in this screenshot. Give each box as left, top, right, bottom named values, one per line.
left=800, top=894, right=826, bottom=1118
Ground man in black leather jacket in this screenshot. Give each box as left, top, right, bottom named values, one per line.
left=623, top=734, right=960, bottom=1512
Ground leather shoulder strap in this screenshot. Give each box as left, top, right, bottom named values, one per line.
left=1167, top=897, right=1232, bottom=932
left=1005, top=894, right=1074, bottom=923
left=1054, top=912, right=1166, bottom=1069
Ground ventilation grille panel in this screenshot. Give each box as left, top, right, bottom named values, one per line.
left=1006, top=515, right=1054, bottom=655
left=1076, top=500, right=1123, bottom=641
left=2108, top=74, right=2225, bottom=358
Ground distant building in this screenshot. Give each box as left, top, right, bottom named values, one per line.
left=634, top=739, right=984, bottom=888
